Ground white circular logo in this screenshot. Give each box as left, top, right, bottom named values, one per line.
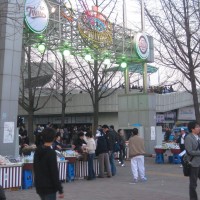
left=134, top=33, right=150, bottom=60
left=24, top=0, right=49, bottom=34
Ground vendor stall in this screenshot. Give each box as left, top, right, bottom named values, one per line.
left=75, top=159, right=99, bottom=179
left=154, top=143, right=181, bottom=164
left=0, top=163, right=23, bottom=189
left=22, top=160, right=68, bottom=183
left=0, top=149, right=100, bottom=189
left=58, top=161, right=68, bottom=181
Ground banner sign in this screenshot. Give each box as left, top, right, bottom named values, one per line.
left=24, top=0, right=49, bottom=33
left=178, top=106, right=195, bottom=120
left=134, top=32, right=150, bottom=60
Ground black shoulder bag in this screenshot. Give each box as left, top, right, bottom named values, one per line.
left=182, top=155, right=194, bottom=176
left=183, top=143, right=199, bottom=177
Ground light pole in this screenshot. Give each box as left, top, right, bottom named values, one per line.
left=122, top=0, right=129, bottom=94
left=141, top=0, right=148, bottom=93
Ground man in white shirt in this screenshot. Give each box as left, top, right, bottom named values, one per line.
left=177, top=128, right=187, bottom=152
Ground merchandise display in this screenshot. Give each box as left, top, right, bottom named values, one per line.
left=154, top=143, right=180, bottom=150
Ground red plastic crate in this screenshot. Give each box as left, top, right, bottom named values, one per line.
left=65, top=157, right=77, bottom=163
left=154, top=148, right=166, bottom=154
left=170, top=149, right=181, bottom=154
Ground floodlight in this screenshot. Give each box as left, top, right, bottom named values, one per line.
left=85, top=54, right=92, bottom=61
left=38, top=44, right=45, bottom=53
left=121, top=62, right=127, bottom=68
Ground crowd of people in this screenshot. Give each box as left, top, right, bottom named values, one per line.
left=120, top=84, right=175, bottom=94
left=15, top=120, right=200, bottom=200
left=16, top=123, right=147, bottom=200
left=9, top=121, right=200, bottom=200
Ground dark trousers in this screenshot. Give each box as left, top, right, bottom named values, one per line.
left=39, top=193, right=56, bottom=200
left=189, top=167, right=200, bottom=200
left=119, top=147, right=125, bottom=164
left=87, top=153, right=96, bottom=179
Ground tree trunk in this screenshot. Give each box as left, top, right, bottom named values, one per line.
left=93, top=100, right=99, bottom=135
left=93, top=59, right=99, bottom=134
left=28, top=110, right=34, bottom=143
left=190, top=70, right=200, bottom=124
left=61, top=100, right=66, bottom=128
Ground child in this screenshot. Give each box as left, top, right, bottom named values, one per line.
left=33, top=128, right=64, bottom=200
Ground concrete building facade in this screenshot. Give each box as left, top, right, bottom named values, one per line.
left=18, top=89, right=197, bottom=153
left=0, top=1, right=24, bottom=156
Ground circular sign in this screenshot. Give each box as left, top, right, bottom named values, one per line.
left=77, top=10, right=112, bottom=50
left=134, top=33, right=150, bottom=60
left=24, top=0, right=49, bottom=34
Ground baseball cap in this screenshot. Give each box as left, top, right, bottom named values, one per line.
left=181, top=128, right=184, bottom=131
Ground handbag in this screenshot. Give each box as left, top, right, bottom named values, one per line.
left=182, top=144, right=199, bottom=176
left=182, top=155, right=193, bottom=177
left=182, top=140, right=200, bottom=176
left=81, top=152, right=88, bottom=161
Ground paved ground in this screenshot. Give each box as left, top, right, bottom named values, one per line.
left=5, top=157, right=200, bottom=200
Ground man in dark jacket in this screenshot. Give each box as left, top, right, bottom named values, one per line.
left=95, top=125, right=111, bottom=178
left=73, top=132, right=87, bottom=153
left=164, top=127, right=171, bottom=141
left=107, top=125, right=118, bottom=176
left=34, top=125, right=43, bottom=147
left=33, top=128, right=64, bottom=200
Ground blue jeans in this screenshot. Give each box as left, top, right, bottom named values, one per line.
left=109, top=152, right=116, bottom=176
left=88, top=153, right=95, bottom=179
left=39, top=193, right=56, bottom=200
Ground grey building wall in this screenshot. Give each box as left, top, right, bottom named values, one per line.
left=118, top=93, right=157, bottom=154
left=0, top=1, right=24, bottom=156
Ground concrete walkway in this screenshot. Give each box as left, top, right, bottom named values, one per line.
left=5, top=157, right=199, bottom=200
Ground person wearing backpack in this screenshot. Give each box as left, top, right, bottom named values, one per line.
left=184, top=121, right=200, bottom=200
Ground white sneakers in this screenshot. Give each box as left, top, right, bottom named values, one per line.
left=129, top=177, right=147, bottom=184
left=141, top=177, right=147, bottom=182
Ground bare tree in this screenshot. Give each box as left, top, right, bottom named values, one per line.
left=144, top=0, right=200, bottom=122
left=68, top=55, right=121, bottom=132
left=66, top=0, right=123, bottom=132
left=49, top=51, right=76, bottom=128
left=19, top=39, right=54, bottom=141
